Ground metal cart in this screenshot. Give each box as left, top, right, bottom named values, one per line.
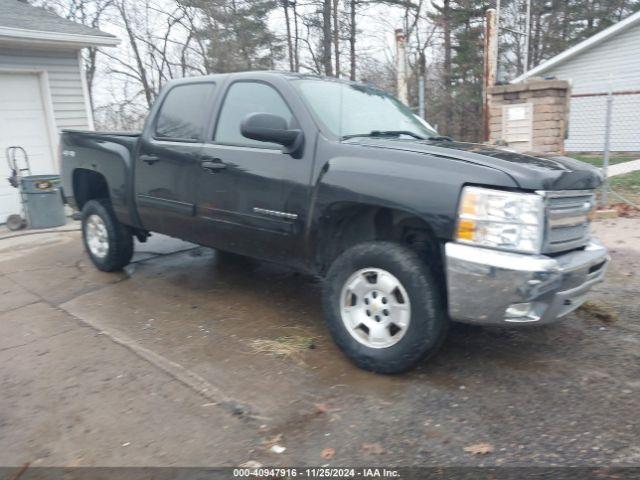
left=5, top=146, right=66, bottom=230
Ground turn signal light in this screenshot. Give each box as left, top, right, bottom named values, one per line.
left=456, top=219, right=475, bottom=241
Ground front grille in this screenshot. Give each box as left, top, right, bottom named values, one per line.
left=542, top=190, right=595, bottom=253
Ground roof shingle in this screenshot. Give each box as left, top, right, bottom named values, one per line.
left=0, top=0, right=115, bottom=38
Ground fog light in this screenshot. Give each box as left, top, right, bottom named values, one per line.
left=505, top=302, right=534, bottom=319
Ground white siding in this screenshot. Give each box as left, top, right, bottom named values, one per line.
left=0, top=46, right=90, bottom=131
left=543, top=24, right=640, bottom=95
left=539, top=23, right=640, bottom=152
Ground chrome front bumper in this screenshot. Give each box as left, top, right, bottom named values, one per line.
left=445, top=240, right=609, bottom=325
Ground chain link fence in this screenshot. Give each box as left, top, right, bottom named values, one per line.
left=567, top=89, right=640, bottom=208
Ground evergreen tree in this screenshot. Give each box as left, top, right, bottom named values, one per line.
left=181, top=0, right=283, bottom=72
left=427, top=0, right=489, bottom=141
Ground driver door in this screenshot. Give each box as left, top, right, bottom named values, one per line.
left=194, top=80, right=303, bottom=263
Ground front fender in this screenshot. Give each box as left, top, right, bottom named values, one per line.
left=304, top=139, right=519, bottom=270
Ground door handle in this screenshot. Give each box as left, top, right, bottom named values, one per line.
left=201, top=158, right=226, bottom=173
left=140, top=154, right=160, bottom=165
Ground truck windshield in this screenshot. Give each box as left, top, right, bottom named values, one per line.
left=292, top=79, right=438, bottom=140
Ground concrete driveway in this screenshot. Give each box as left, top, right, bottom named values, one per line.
left=1, top=219, right=639, bottom=467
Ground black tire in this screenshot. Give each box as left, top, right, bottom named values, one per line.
left=81, top=199, right=133, bottom=272
left=322, top=241, right=448, bottom=373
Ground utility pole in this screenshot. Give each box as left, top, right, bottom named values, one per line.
left=601, top=85, right=613, bottom=206
left=483, top=9, right=498, bottom=142
left=395, top=28, right=408, bottom=105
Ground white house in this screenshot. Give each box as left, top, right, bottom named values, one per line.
left=513, top=10, right=640, bottom=153
left=0, top=0, right=118, bottom=224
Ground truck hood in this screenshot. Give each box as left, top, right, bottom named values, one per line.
left=346, top=138, right=603, bottom=191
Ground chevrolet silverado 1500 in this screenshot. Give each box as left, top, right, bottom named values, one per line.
left=60, top=72, right=609, bottom=373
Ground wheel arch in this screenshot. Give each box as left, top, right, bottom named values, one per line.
left=314, top=202, right=446, bottom=292
left=72, top=168, right=110, bottom=211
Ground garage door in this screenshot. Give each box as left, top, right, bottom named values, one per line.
left=0, top=72, right=56, bottom=223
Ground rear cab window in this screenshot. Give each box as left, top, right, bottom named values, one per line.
left=155, top=83, right=216, bottom=141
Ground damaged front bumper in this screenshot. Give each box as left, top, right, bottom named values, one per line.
left=445, top=239, right=609, bottom=325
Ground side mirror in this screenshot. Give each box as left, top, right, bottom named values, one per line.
left=240, top=113, right=304, bottom=157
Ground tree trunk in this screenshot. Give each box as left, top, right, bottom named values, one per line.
left=293, top=0, right=300, bottom=71
left=442, top=0, right=452, bottom=135
left=322, top=0, right=333, bottom=76
left=333, top=0, right=340, bottom=76
left=349, top=0, right=356, bottom=80
left=283, top=0, right=295, bottom=71
left=532, top=7, right=542, bottom=65
left=118, top=2, right=153, bottom=108
left=85, top=47, right=97, bottom=113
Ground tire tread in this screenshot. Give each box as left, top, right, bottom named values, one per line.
left=81, top=199, right=133, bottom=272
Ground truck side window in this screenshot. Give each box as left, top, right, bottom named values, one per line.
left=155, top=83, right=215, bottom=141
left=215, top=82, right=293, bottom=148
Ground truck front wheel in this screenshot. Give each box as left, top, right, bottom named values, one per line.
left=81, top=199, right=133, bottom=272
left=322, top=241, right=447, bottom=373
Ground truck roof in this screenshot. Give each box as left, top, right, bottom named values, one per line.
left=165, top=70, right=367, bottom=89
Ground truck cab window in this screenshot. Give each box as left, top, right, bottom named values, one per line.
left=215, top=82, right=293, bottom=148
left=155, top=83, right=215, bottom=141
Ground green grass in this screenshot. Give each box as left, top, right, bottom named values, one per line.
left=568, top=154, right=640, bottom=204
left=609, top=170, right=640, bottom=191
left=569, top=154, right=638, bottom=167
left=600, top=171, right=640, bottom=206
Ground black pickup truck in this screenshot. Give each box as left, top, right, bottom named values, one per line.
left=60, top=71, right=609, bottom=373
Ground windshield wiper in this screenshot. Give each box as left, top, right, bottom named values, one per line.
left=342, top=130, right=426, bottom=140
left=427, top=135, right=453, bottom=142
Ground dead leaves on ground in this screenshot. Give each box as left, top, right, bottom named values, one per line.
left=264, top=433, right=283, bottom=446
left=321, top=447, right=335, bottom=459
left=361, top=442, right=385, bottom=455
left=320, top=442, right=384, bottom=461
left=463, top=442, right=494, bottom=455
left=609, top=202, right=640, bottom=218
left=250, top=334, right=316, bottom=365
left=577, top=300, right=619, bottom=323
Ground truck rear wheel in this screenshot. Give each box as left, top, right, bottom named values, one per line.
left=81, top=199, right=133, bottom=272
left=322, top=241, right=448, bottom=373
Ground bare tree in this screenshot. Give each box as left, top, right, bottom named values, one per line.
left=441, top=0, right=452, bottom=134
left=38, top=0, right=114, bottom=111
left=283, top=0, right=296, bottom=71
left=293, top=0, right=300, bottom=70
left=333, top=0, right=340, bottom=76
left=112, top=0, right=154, bottom=107
left=349, top=0, right=356, bottom=79
left=322, top=0, right=333, bottom=75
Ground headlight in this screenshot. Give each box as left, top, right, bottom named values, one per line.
left=455, top=186, right=544, bottom=253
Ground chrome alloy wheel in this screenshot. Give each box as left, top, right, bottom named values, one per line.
left=85, top=214, right=109, bottom=259
left=340, top=268, right=411, bottom=349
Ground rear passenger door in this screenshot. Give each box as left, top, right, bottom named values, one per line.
left=194, top=80, right=303, bottom=263
left=135, top=81, right=216, bottom=240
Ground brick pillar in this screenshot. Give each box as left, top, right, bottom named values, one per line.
left=488, top=79, right=570, bottom=154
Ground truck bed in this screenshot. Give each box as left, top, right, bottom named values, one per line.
left=61, top=129, right=141, bottom=154
left=60, top=129, right=143, bottom=227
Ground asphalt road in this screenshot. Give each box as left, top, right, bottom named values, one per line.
left=0, top=218, right=639, bottom=467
